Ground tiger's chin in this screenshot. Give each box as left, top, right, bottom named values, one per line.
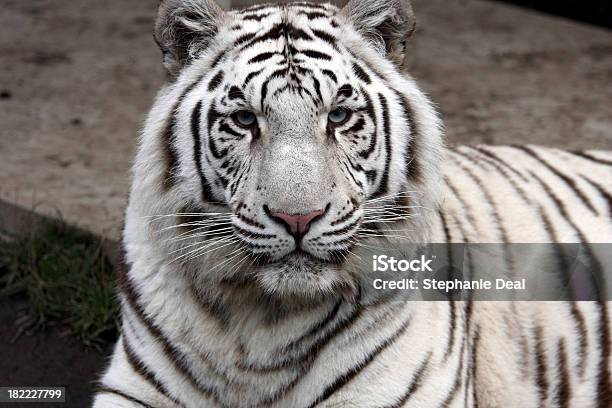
left=246, top=250, right=357, bottom=302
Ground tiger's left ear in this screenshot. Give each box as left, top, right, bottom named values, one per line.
left=340, top=0, right=416, bottom=66
left=155, top=0, right=226, bottom=79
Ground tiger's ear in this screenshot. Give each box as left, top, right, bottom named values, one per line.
left=340, top=0, right=416, bottom=66
left=155, top=0, right=226, bottom=78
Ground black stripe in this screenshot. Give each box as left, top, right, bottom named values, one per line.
left=444, top=178, right=479, bottom=241
left=461, top=299, right=474, bottom=406
left=300, top=49, right=332, bottom=60
left=192, top=101, right=217, bottom=203
left=516, top=146, right=598, bottom=215
left=342, top=159, right=364, bottom=189
left=210, top=50, right=227, bottom=68
left=441, top=338, right=466, bottom=408
left=229, top=162, right=249, bottom=198
left=311, top=29, right=339, bottom=49
left=391, top=89, right=422, bottom=183
left=370, top=93, right=392, bottom=199
left=352, top=62, right=371, bottom=84
left=299, top=11, right=329, bottom=19
left=312, top=76, right=323, bottom=104
left=472, top=146, right=529, bottom=183
left=236, top=212, right=266, bottom=230
left=596, top=301, right=611, bottom=408
left=357, top=90, right=377, bottom=159
left=233, top=224, right=276, bottom=240
left=291, top=2, right=331, bottom=10
left=249, top=52, right=279, bottom=64
left=287, top=25, right=313, bottom=41
left=243, top=68, right=264, bottom=87
left=341, top=117, right=365, bottom=136
left=554, top=338, right=571, bottom=408
left=439, top=211, right=453, bottom=243
left=207, top=104, right=229, bottom=160
left=306, top=317, right=412, bottom=408
left=242, top=13, right=272, bottom=21
left=526, top=170, right=588, bottom=243
left=259, top=68, right=289, bottom=110
left=443, top=301, right=457, bottom=362
left=470, top=328, right=480, bottom=408
left=208, top=71, right=224, bottom=92
left=321, top=218, right=360, bottom=237
left=161, top=106, right=179, bottom=191
left=233, top=32, right=257, bottom=46
left=321, top=69, right=337, bottom=83
left=219, top=122, right=245, bottom=139
left=241, top=24, right=285, bottom=50
left=330, top=200, right=358, bottom=226
left=534, top=325, right=549, bottom=404
left=382, top=352, right=432, bottom=408
left=122, top=336, right=180, bottom=406
left=228, top=86, right=245, bottom=101
left=580, top=175, right=612, bottom=219
left=242, top=13, right=271, bottom=21
left=570, top=150, right=612, bottom=166
left=337, top=84, right=353, bottom=99
left=238, top=3, right=279, bottom=14
left=96, top=386, right=155, bottom=408
left=569, top=302, right=588, bottom=377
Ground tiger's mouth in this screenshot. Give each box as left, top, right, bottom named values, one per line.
left=249, top=247, right=349, bottom=269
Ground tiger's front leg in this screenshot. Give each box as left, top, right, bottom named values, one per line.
left=93, top=336, right=182, bottom=408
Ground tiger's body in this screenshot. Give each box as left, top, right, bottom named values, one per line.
left=94, top=1, right=612, bottom=407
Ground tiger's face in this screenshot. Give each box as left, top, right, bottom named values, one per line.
left=131, top=0, right=443, bottom=299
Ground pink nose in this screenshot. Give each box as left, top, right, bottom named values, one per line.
left=269, top=209, right=325, bottom=237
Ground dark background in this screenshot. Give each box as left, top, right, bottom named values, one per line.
left=501, top=0, right=612, bottom=28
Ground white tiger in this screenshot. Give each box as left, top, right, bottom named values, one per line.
left=94, top=0, right=612, bottom=407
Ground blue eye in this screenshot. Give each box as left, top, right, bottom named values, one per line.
left=234, top=110, right=257, bottom=127
left=328, top=108, right=350, bottom=125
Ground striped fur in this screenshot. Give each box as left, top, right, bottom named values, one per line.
left=95, top=1, right=612, bottom=407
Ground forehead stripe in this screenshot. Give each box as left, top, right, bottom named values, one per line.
left=300, top=49, right=332, bottom=61
left=298, top=11, right=330, bottom=20
left=234, top=32, right=257, bottom=47
left=208, top=71, right=224, bottom=92
left=249, top=52, right=280, bottom=64
left=242, top=13, right=271, bottom=22
left=310, top=29, right=339, bottom=50
left=243, top=68, right=264, bottom=87
left=352, top=62, right=372, bottom=84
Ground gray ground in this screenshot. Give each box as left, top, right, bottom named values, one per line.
left=1, top=0, right=611, bottom=240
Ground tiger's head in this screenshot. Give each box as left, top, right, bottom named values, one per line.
left=127, top=0, right=444, bottom=300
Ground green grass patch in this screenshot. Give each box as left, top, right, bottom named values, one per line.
left=0, top=221, right=119, bottom=349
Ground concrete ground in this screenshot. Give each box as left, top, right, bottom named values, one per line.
left=1, top=0, right=611, bottom=240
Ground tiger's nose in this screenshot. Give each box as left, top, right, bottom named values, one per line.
left=265, top=207, right=327, bottom=238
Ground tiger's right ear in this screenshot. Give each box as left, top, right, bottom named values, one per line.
left=155, top=0, right=226, bottom=78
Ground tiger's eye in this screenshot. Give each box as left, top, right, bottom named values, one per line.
left=328, top=108, right=350, bottom=125
left=234, top=110, right=257, bottom=127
